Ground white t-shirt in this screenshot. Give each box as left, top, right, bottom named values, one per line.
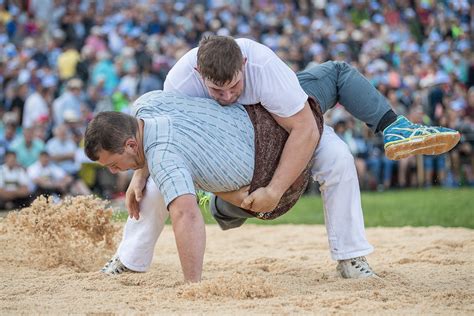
left=164, top=38, right=308, bottom=117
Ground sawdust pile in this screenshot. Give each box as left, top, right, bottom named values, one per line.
left=2, top=195, right=117, bottom=272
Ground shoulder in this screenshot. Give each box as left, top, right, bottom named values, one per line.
left=132, top=90, right=171, bottom=115
left=171, top=47, right=198, bottom=70
left=164, top=48, right=199, bottom=86
left=237, top=37, right=276, bottom=66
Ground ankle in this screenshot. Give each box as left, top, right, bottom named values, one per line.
left=377, top=110, right=398, bottom=133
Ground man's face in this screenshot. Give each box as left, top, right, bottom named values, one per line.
left=5, top=153, right=16, bottom=168
left=97, top=144, right=141, bottom=174
left=39, top=154, right=50, bottom=167
left=203, top=70, right=245, bottom=106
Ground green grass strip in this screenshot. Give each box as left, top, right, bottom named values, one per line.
left=113, top=188, right=474, bottom=228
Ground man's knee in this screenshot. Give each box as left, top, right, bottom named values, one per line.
left=313, top=141, right=357, bottom=186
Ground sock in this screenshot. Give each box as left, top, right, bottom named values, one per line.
left=376, top=110, right=398, bottom=133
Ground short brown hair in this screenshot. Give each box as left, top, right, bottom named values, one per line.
left=84, top=111, right=138, bottom=161
left=197, top=35, right=243, bottom=86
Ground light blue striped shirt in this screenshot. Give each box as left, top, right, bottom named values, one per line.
left=134, top=91, right=254, bottom=206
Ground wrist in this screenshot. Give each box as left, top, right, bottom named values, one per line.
left=266, top=183, right=286, bottom=199
left=134, top=168, right=149, bottom=178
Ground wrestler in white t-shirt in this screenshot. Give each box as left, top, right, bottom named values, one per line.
left=164, top=38, right=307, bottom=117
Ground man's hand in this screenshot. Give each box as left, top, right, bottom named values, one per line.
left=126, top=167, right=149, bottom=220
left=246, top=102, right=318, bottom=212
left=240, top=186, right=283, bottom=212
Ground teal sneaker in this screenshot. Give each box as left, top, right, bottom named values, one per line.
left=383, top=116, right=460, bottom=160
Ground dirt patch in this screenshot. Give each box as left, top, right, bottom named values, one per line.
left=0, top=206, right=472, bottom=314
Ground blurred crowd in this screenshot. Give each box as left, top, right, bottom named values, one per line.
left=0, top=0, right=473, bottom=209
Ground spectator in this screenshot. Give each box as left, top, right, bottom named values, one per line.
left=137, top=62, right=163, bottom=96
left=27, top=151, right=72, bottom=198
left=91, top=50, right=118, bottom=95
left=10, top=127, right=45, bottom=168
left=423, top=154, right=447, bottom=187
left=57, top=41, right=80, bottom=81
left=45, top=123, right=92, bottom=196
left=75, top=45, right=95, bottom=86
left=0, top=151, right=32, bottom=209
left=22, top=75, right=56, bottom=129
left=9, top=81, right=28, bottom=127
left=334, top=118, right=369, bottom=188
left=45, top=124, right=77, bottom=175
left=0, top=120, right=19, bottom=163
left=117, top=64, right=139, bottom=102
left=365, top=134, right=395, bottom=191
left=52, top=78, right=83, bottom=128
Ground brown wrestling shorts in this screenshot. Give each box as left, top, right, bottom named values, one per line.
left=210, top=98, right=324, bottom=229
left=245, top=97, right=324, bottom=219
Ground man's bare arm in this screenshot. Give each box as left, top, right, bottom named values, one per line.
left=126, top=165, right=149, bottom=220
left=241, top=102, right=319, bottom=212
left=169, top=194, right=206, bottom=283
left=214, top=185, right=250, bottom=208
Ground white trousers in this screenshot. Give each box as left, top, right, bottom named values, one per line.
left=117, top=124, right=373, bottom=271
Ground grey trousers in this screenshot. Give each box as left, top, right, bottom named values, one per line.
left=210, top=195, right=254, bottom=230
left=297, top=61, right=392, bottom=132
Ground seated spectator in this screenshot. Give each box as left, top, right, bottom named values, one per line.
left=45, top=124, right=77, bottom=175
left=0, top=151, right=33, bottom=209
left=334, top=118, right=369, bottom=188
left=22, top=75, right=56, bottom=129
left=423, top=154, right=447, bottom=187
left=365, top=135, right=395, bottom=191
left=398, top=156, right=419, bottom=188
left=137, top=64, right=163, bottom=96
left=10, top=127, right=45, bottom=168
left=117, top=64, right=139, bottom=101
left=451, top=87, right=474, bottom=185
left=0, top=121, right=20, bottom=164
left=46, top=124, right=92, bottom=196
left=52, top=78, right=83, bottom=128
left=27, top=151, right=72, bottom=198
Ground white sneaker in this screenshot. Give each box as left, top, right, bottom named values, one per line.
left=336, top=256, right=376, bottom=279
left=101, top=254, right=131, bottom=275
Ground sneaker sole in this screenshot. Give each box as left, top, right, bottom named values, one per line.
left=385, top=132, right=460, bottom=160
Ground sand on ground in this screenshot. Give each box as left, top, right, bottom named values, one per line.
left=0, top=197, right=473, bottom=315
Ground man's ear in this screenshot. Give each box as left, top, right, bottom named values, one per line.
left=125, top=138, right=138, bottom=151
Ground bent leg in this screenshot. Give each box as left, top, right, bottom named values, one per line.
left=311, top=125, right=374, bottom=260
left=298, top=61, right=460, bottom=160
left=297, top=61, right=392, bottom=132
left=210, top=195, right=254, bottom=230
left=117, top=177, right=169, bottom=272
